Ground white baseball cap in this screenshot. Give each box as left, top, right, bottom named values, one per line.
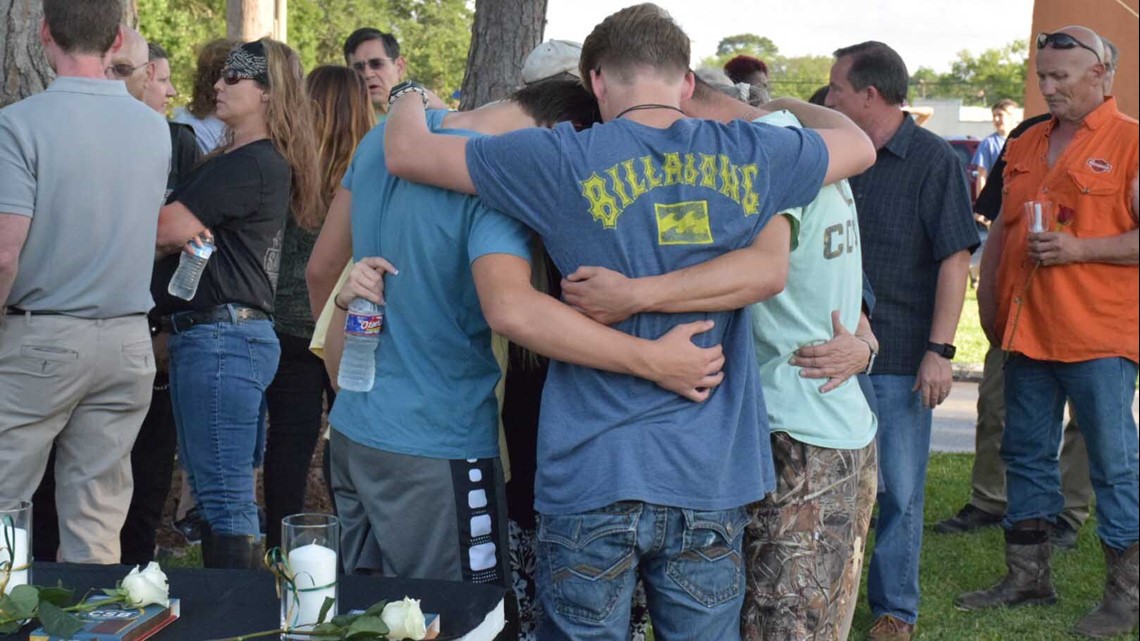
left=521, top=40, right=583, bottom=85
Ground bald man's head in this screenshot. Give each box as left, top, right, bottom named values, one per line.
left=106, top=24, right=148, bottom=100
left=1035, top=25, right=1108, bottom=123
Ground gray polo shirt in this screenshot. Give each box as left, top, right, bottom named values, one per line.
left=0, top=77, right=170, bottom=318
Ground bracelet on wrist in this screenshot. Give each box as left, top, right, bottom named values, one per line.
left=334, top=296, right=350, bottom=312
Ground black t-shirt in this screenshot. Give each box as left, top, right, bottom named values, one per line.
left=150, top=123, right=204, bottom=325
left=974, top=113, right=1052, bottom=221
left=153, top=139, right=291, bottom=315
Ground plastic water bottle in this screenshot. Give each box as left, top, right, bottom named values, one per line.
left=168, top=237, right=215, bottom=300
left=338, top=298, right=384, bottom=392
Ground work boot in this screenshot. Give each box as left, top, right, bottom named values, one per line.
left=868, top=615, right=913, bottom=641
left=954, top=520, right=1057, bottom=611
left=935, top=503, right=1003, bottom=534
left=1050, top=518, right=1079, bottom=551
left=1073, top=542, right=1139, bottom=638
left=201, top=525, right=260, bottom=570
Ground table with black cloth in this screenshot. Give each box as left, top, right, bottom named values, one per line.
left=12, top=563, right=506, bottom=640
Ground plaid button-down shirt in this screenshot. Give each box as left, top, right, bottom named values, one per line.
left=851, top=115, right=979, bottom=376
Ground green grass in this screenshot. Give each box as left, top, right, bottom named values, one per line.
left=956, top=287, right=988, bottom=367
left=847, top=453, right=1128, bottom=640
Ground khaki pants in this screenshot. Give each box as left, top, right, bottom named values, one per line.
left=970, top=343, right=1093, bottom=528
left=0, top=314, right=153, bottom=563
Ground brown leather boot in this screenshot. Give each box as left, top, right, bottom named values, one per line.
left=954, top=519, right=1057, bottom=611
left=1073, top=542, right=1139, bottom=638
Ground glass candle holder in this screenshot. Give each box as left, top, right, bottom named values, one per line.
left=280, top=513, right=339, bottom=636
left=0, top=498, right=32, bottom=596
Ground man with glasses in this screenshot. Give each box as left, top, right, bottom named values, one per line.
left=106, top=24, right=148, bottom=99
left=957, top=26, right=1138, bottom=639
left=343, top=28, right=406, bottom=117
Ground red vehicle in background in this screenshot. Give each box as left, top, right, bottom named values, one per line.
left=945, top=136, right=982, bottom=206
left=944, top=136, right=987, bottom=286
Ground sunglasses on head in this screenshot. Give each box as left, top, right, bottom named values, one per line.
left=351, top=57, right=394, bottom=72
left=1036, top=32, right=1101, bottom=63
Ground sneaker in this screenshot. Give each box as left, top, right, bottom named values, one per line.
left=174, top=507, right=205, bottom=545
left=935, top=504, right=1003, bottom=534
left=869, top=615, right=914, bottom=641
left=1051, top=519, right=1079, bottom=551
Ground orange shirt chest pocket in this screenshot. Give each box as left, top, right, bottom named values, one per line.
left=1059, top=167, right=1130, bottom=238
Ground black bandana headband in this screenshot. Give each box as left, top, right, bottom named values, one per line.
left=224, top=40, right=270, bottom=86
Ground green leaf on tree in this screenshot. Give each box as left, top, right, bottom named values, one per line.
left=38, top=601, right=85, bottom=639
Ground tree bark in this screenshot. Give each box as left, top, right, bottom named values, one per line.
left=227, top=0, right=284, bottom=43
left=1, top=0, right=137, bottom=107
left=458, top=0, right=547, bottom=111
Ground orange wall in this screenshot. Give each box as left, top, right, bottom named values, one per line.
left=1027, top=0, right=1139, bottom=119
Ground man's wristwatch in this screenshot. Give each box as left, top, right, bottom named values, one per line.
left=857, top=336, right=878, bottom=374
left=927, top=341, right=956, bottom=360
left=388, top=81, right=428, bottom=108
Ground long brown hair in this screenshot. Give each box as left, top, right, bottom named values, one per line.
left=187, top=38, right=240, bottom=119
left=254, top=39, right=322, bottom=230
left=306, top=65, right=375, bottom=223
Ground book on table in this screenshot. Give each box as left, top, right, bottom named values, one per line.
left=28, top=597, right=180, bottom=641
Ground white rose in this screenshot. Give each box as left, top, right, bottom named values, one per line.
left=380, top=597, right=426, bottom=640
left=120, top=562, right=170, bottom=608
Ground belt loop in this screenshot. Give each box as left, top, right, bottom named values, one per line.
left=226, top=303, right=238, bottom=324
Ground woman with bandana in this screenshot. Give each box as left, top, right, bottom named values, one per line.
left=154, top=39, right=320, bottom=568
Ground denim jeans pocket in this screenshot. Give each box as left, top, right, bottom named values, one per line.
left=667, top=506, right=748, bottom=608
left=537, top=504, right=639, bottom=624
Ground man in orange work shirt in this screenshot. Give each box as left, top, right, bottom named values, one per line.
left=957, top=25, right=1138, bottom=639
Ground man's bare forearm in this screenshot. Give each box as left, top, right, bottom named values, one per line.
left=636, top=217, right=790, bottom=314
left=1077, top=229, right=1139, bottom=265
left=977, top=217, right=1004, bottom=341
left=930, top=250, right=971, bottom=344
left=0, top=262, right=17, bottom=310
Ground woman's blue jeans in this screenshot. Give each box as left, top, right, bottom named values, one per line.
left=168, top=316, right=279, bottom=537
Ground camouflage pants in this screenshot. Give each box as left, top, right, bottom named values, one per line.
left=741, top=433, right=878, bottom=641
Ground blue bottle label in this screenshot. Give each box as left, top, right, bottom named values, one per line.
left=345, top=311, right=383, bottom=337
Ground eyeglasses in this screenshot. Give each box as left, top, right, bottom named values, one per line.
left=351, top=57, right=395, bottom=73
left=108, top=62, right=147, bottom=78
left=1036, top=32, right=1101, bottom=63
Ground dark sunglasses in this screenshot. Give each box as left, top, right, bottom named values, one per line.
left=351, top=57, right=394, bottom=73
left=1036, top=32, right=1101, bottom=63
left=223, top=70, right=253, bottom=85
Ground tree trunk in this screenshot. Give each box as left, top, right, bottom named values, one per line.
left=227, top=0, right=285, bottom=43
left=1, top=0, right=138, bottom=107
left=458, top=0, right=547, bottom=111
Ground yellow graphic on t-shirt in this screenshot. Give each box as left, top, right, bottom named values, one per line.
left=656, top=201, right=714, bottom=246
left=579, top=153, right=760, bottom=229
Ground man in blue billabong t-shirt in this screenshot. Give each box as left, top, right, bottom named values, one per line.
left=382, top=3, right=875, bottom=637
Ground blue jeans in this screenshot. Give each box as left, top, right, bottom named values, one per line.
left=168, top=317, right=279, bottom=537
left=1003, top=355, right=1139, bottom=550
left=536, top=501, right=748, bottom=641
left=867, top=374, right=932, bottom=625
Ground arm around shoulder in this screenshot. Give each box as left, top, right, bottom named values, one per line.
left=383, top=93, right=477, bottom=194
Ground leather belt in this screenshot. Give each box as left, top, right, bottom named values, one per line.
left=162, top=304, right=270, bottom=334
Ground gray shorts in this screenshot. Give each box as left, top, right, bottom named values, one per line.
left=329, top=429, right=509, bottom=586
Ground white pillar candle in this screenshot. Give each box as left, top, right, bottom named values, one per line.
left=0, top=526, right=28, bottom=594
left=286, top=543, right=337, bottom=628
